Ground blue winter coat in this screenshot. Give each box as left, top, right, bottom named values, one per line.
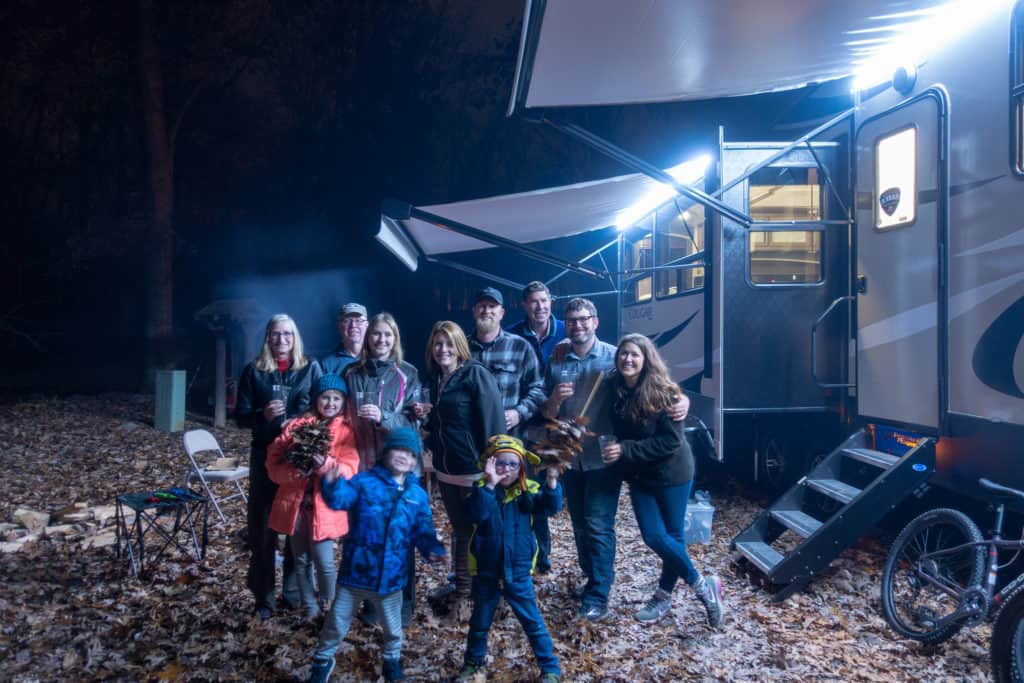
left=467, top=479, right=562, bottom=583
left=321, top=465, right=445, bottom=595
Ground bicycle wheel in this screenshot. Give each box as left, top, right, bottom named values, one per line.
left=992, top=577, right=1024, bottom=683
left=880, top=508, right=985, bottom=645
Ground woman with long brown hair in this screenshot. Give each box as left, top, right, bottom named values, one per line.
left=600, top=333, right=724, bottom=628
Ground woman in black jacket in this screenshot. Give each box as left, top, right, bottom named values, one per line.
left=600, top=333, right=724, bottom=628
left=418, top=320, right=504, bottom=608
left=236, top=313, right=321, bottom=619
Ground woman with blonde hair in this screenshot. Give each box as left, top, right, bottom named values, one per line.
left=236, top=314, right=322, bottom=619
left=419, top=320, right=504, bottom=613
left=599, top=333, right=724, bottom=629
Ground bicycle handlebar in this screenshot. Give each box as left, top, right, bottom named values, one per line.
left=979, top=478, right=1024, bottom=501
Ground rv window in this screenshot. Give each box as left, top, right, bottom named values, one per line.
left=748, top=230, right=822, bottom=284
left=624, top=231, right=653, bottom=304
left=874, top=127, right=917, bottom=229
left=655, top=202, right=705, bottom=297
left=748, top=166, right=821, bottom=221
left=1014, top=2, right=1024, bottom=173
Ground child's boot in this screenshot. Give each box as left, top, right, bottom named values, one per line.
left=382, top=657, right=405, bottom=682
left=693, top=574, right=724, bottom=628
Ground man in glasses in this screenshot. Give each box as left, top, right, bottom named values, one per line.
left=321, top=302, right=369, bottom=376
left=542, top=298, right=688, bottom=622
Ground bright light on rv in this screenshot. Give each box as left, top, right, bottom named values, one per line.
left=615, top=154, right=710, bottom=231
left=851, top=0, right=1013, bottom=91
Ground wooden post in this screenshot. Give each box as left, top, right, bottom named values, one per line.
left=214, top=333, right=226, bottom=428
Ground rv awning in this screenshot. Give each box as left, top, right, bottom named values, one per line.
left=377, top=164, right=701, bottom=271
left=509, top=0, right=946, bottom=111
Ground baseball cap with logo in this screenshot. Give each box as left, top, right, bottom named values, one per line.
left=338, top=302, right=368, bottom=318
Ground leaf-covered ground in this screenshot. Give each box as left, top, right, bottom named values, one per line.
left=0, top=395, right=993, bottom=681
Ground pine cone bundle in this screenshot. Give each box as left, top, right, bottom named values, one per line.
left=287, top=419, right=332, bottom=476
left=533, top=417, right=592, bottom=473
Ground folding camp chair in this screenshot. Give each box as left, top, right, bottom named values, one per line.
left=183, top=429, right=249, bottom=523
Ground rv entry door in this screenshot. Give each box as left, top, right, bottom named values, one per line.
left=855, top=95, right=944, bottom=431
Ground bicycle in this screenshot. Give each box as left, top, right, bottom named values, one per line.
left=880, top=478, right=1024, bottom=677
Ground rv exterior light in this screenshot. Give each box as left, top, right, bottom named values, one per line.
left=851, top=0, right=1012, bottom=91
left=682, top=210, right=692, bottom=220
left=892, top=63, right=917, bottom=94
left=615, top=154, right=710, bottom=231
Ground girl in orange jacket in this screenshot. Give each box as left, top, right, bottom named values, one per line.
left=267, top=373, right=360, bottom=619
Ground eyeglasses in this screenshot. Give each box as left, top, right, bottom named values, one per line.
left=493, top=461, right=520, bottom=471
left=341, top=317, right=369, bottom=326
left=565, top=315, right=594, bottom=326
left=270, top=331, right=294, bottom=339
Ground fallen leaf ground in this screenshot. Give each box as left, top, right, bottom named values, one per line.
left=0, top=395, right=993, bottom=682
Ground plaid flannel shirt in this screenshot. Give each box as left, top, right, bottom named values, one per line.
left=470, top=328, right=546, bottom=423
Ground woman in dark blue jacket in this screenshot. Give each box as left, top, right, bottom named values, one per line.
left=601, top=333, right=724, bottom=629
left=458, top=435, right=562, bottom=683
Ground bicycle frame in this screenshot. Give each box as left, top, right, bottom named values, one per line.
left=903, top=501, right=1024, bottom=627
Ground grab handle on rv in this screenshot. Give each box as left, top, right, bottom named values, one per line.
left=811, top=295, right=855, bottom=389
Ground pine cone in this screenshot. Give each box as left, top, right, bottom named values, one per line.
left=287, top=419, right=332, bottom=476
left=533, top=417, right=592, bottom=473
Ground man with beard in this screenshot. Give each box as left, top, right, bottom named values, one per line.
left=504, top=281, right=566, bottom=372
left=542, top=297, right=689, bottom=621
left=320, top=302, right=369, bottom=376
left=468, top=287, right=551, bottom=573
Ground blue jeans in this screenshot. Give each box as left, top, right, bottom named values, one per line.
left=562, top=466, right=622, bottom=607
left=628, top=480, right=699, bottom=593
left=464, top=576, right=560, bottom=676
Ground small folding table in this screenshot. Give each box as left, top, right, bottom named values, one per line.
left=114, top=489, right=209, bottom=578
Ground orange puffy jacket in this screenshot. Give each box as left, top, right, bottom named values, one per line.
left=266, top=413, right=360, bottom=541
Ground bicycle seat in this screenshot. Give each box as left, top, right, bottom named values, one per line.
left=979, top=478, right=1024, bottom=501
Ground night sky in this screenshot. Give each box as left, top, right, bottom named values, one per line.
left=1, top=0, right=842, bottom=401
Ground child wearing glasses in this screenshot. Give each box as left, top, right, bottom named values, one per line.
left=456, top=435, right=562, bottom=683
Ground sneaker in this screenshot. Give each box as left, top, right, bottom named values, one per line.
left=579, top=603, right=608, bottom=622
left=694, top=574, right=723, bottom=628
left=382, top=657, right=406, bottom=682
left=456, top=660, right=485, bottom=681
left=635, top=588, right=672, bottom=623
left=538, top=674, right=560, bottom=683
left=255, top=606, right=272, bottom=621
left=308, top=656, right=335, bottom=683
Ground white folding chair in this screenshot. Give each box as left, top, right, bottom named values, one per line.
left=183, top=429, right=249, bottom=524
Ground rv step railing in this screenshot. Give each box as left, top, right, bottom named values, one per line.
left=731, top=429, right=935, bottom=601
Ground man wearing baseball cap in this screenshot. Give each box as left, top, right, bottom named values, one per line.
left=321, top=302, right=369, bottom=376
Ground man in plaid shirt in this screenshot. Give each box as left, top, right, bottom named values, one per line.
left=468, top=287, right=546, bottom=433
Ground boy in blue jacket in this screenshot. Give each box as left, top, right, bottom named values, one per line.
left=308, top=428, right=445, bottom=683
left=457, top=435, right=562, bottom=683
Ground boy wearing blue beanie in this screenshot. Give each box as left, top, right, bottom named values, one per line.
left=308, top=428, right=445, bottom=683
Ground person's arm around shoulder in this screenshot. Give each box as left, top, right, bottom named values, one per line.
left=619, top=410, right=683, bottom=466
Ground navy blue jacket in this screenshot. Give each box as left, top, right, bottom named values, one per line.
left=467, top=479, right=562, bottom=583
left=321, top=465, right=445, bottom=595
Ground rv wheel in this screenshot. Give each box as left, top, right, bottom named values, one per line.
left=757, top=433, right=809, bottom=494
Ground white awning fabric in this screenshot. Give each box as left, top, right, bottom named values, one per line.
left=509, top=0, right=946, bottom=110
left=378, top=168, right=679, bottom=270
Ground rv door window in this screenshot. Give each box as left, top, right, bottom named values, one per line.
left=624, top=230, right=653, bottom=305
left=748, top=166, right=821, bottom=221
left=1013, top=1, right=1024, bottom=173
left=748, top=229, right=823, bottom=285
left=655, top=202, right=705, bottom=297
left=874, top=127, right=917, bottom=229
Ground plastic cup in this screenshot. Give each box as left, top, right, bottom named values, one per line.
left=598, top=434, right=618, bottom=451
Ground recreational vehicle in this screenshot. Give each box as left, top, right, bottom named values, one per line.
left=378, top=0, right=1024, bottom=599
